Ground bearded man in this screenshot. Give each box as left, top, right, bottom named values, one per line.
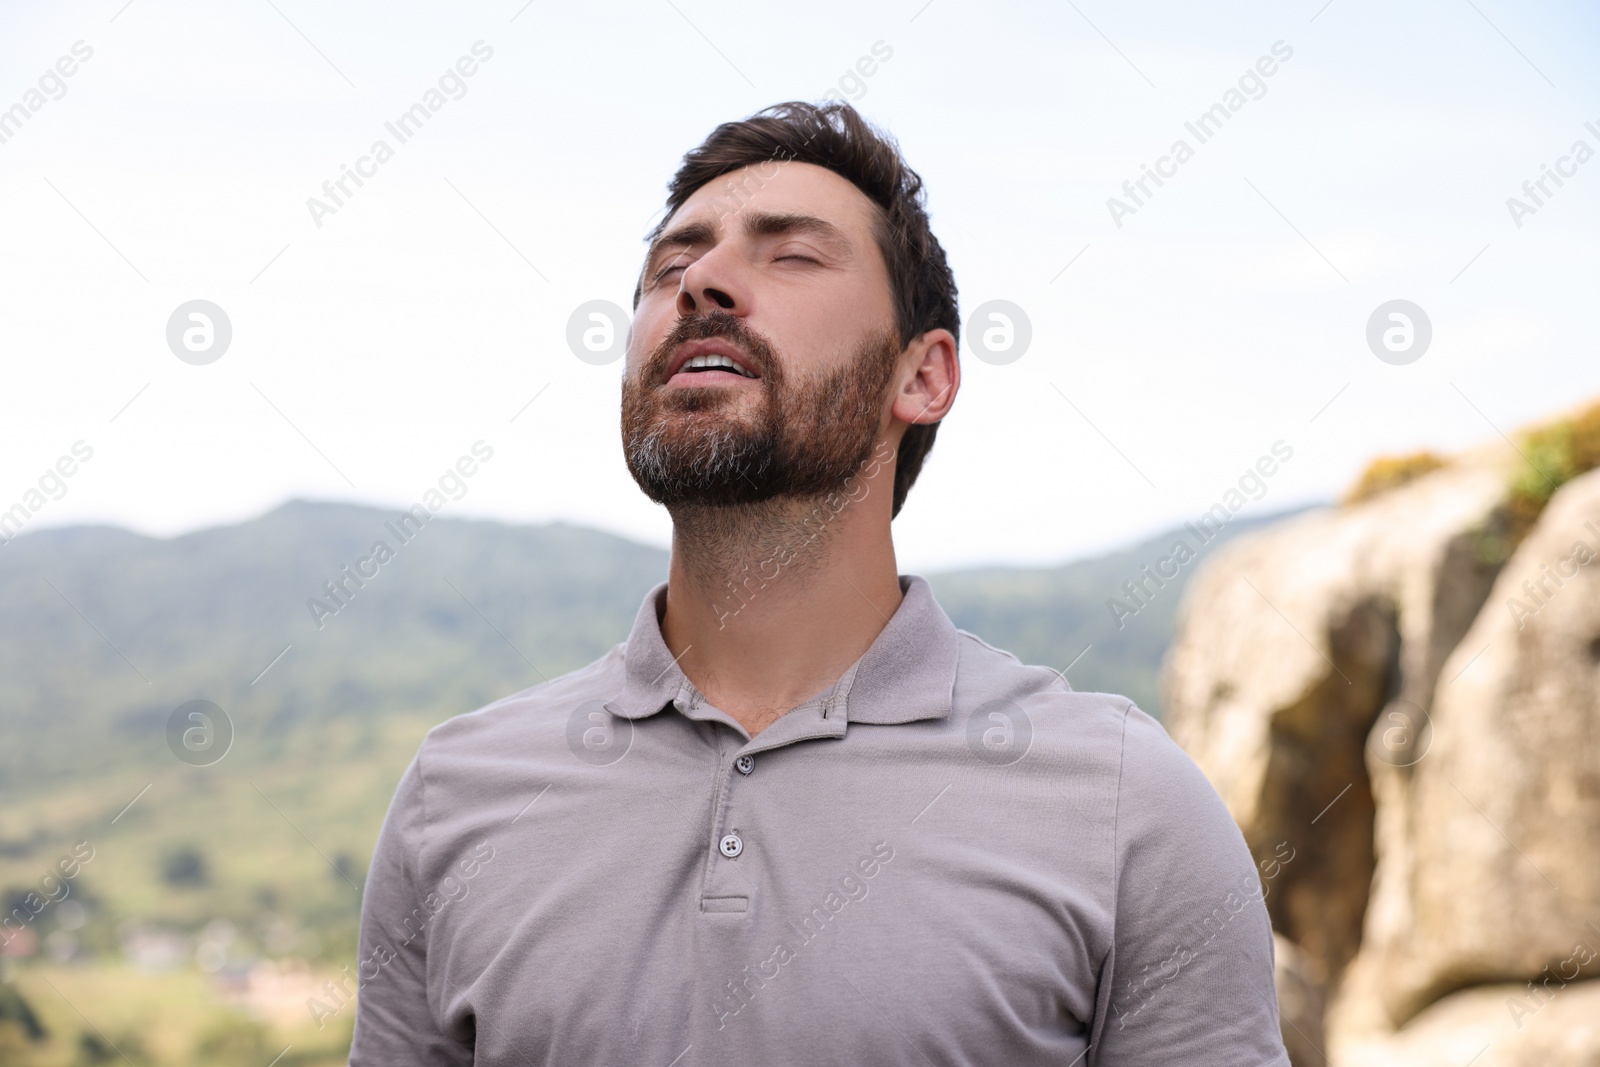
left=350, top=100, right=1290, bottom=1067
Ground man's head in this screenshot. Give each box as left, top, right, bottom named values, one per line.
left=621, top=101, right=959, bottom=520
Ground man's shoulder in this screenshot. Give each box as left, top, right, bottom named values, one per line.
left=417, top=642, right=627, bottom=756
left=949, top=626, right=1213, bottom=795
left=951, top=624, right=1140, bottom=731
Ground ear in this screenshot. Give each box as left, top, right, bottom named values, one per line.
left=890, top=327, right=958, bottom=427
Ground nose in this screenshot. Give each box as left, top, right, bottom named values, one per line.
left=674, top=242, right=743, bottom=317
left=676, top=282, right=736, bottom=316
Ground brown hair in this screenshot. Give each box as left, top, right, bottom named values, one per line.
left=635, top=101, right=959, bottom=520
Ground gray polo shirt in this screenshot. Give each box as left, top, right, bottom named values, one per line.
left=349, top=574, right=1288, bottom=1066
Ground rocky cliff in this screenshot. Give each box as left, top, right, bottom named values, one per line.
left=1162, top=402, right=1600, bottom=1067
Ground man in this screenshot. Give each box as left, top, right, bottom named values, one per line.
left=350, top=101, right=1289, bottom=1066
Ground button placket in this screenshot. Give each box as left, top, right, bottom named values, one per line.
left=719, top=749, right=751, bottom=860
left=701, top=744, right=751, bottom=903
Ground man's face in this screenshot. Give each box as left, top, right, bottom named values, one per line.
left=621, top=161, right=903, bottom=508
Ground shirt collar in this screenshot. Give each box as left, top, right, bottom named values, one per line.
left=604, top=573, right=961, bottom=728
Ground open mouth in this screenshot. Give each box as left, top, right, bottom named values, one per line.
left=666, top=350, right=761, bottom=385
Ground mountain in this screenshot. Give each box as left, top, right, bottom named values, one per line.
left=0, top=498, right=1301, bottom=793
left=0, top=501, right=670, bottom=795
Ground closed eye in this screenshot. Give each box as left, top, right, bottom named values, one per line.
left=653, top=253, right=816, bottom=283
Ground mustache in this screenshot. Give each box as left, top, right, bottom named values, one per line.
left=647, top=310, right=777, bottom=382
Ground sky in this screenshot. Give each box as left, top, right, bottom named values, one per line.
left=2, top=0, right=1597, bottom=571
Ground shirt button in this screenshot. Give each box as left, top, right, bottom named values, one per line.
left=719, top=833, right=743, bottom=858
left=735, top=755, right=755, bottom=775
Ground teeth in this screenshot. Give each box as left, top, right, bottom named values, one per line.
left=680, top=353, right=755, bottom=377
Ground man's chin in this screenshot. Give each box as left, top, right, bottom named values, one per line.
left=623, top=431, right=778, bottom=505
left=629, top=476, right=784, bottom=510
left=641, top=410, right=760, bottom=445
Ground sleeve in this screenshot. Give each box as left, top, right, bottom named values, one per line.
left=347, top=753, right=475, bottom=1066
left=1088, top=704, right=1290, bottom=1067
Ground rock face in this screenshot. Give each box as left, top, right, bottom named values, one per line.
left=1163, top=458, right=1600, bottom=1067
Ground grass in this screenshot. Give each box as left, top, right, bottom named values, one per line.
left=1, top=961, right=354, bottom=1066
left=1505, top=398, right=1600, bottom=536
left=1341, top=450, right=1449, bottom=504
left=0, top=712, right=440, bottom=1067
left=1340, top=399, right=1600, bottom=565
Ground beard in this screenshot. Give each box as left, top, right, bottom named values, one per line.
left=620, top=309, right=901, bottom=509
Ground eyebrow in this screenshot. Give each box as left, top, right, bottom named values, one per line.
left=644, top=210, right=854, bottom=276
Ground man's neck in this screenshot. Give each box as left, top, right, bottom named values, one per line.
left=660, top=491, right=904, bottom=737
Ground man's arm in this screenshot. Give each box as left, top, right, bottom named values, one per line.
left=348, top=754, right=474, bottom=1066
left=1089, top=704, right=1290, bottom=1066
